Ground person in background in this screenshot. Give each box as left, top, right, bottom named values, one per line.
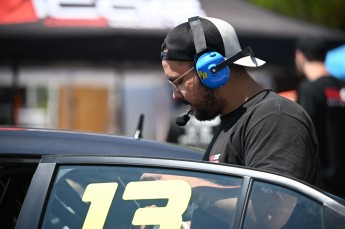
left=295, top=36, right=345, bottom=198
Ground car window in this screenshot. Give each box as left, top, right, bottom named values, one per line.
left=323, top=204, right=345, bottom=228
left=0, top=165, right=36, bottom=228
left=41, top=165, right=243, bottom=229
left=243, top=181, right=323, bottom=229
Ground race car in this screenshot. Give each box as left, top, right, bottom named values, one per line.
left=0, top=128, right=344, bottom=229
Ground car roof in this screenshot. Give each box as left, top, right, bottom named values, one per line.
left=0, top=128, right=203, bottom=160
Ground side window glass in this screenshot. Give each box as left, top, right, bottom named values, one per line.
left=41, top=165, right=242, bottom=229
left=243, top=181, right=323, bottom=229
left=0, top=166, right=36, bottom=228
left=323, top=204, right=345, bottom=228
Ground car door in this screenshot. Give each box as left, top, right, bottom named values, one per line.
left=17, top=155, right=245, bottom=229
left=16, top=155, right=345, bottom=229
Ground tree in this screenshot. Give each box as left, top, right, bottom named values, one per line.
left=248, top=0, right=345, bottom=30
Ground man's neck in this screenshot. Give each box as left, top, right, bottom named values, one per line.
left=219, top=71, right=264, bottom=115
left=304, top=62, right=330, bottom=81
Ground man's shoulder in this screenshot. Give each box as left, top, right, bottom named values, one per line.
left=249, top=91, right=309, bottom=122
left=302, top=76, right=345, bottom=89
left=256, top=91, right=303, bottom=111
left=315, top=75, right=345, bottom=87
left=222, top=90, right=310, bottom=128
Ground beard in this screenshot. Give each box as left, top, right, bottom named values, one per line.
left=193, top=89, right=224, bottom=121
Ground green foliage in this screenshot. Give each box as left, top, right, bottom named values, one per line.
left=248, top=0, right=345, bottom=30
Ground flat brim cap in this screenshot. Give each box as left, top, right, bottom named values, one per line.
left=161, top=17, right=265, bottom=67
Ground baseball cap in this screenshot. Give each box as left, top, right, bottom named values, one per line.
left=161, top=16, right=265, bottom=67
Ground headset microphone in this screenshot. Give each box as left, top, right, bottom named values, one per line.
left=176, top=109, right=193, bottom=126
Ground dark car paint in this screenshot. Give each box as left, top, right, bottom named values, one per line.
left=0, top=129, right=204, bottom=160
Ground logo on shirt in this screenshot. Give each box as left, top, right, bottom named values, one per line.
left=325, top=87, right=345, bottom=107
left=209, top=153, right=221, bottom=163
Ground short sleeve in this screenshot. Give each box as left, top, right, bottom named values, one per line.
left=243, top=113, right=317, bottom=182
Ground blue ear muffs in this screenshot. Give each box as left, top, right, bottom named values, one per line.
left=195, top=51, right=230, bottom=89
left=189, top=16, right=231, bottom=89
left=188, top=17, right=256, bottom=89
left=189, top=17, right=255, bottom=89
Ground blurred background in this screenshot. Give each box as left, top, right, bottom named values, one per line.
left=0, top=0, right=345, bottom=146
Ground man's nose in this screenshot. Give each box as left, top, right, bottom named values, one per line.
left=172, top=89, right=184, bottom=100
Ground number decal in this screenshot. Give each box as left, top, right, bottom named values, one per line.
left=82, top=182, right=118, bottom=229
left=123, top=180, right=192, bottom=229
left=81, top=180, right=192, bottom=229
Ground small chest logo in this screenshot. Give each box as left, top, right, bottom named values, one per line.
left=209, top=153, right=221, bottom=163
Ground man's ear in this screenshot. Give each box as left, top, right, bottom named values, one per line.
left=295, top=49, right=306, bottom=66
left=295, top=50, right=305, bottom=61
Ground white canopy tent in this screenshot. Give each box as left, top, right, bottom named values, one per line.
left=0, top=0, right=344, bottom=63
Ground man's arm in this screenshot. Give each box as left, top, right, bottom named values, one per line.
left=140, top=173, right=297, bottom=229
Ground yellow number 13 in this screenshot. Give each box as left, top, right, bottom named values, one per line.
left=82, top=180, right=191, bottom=229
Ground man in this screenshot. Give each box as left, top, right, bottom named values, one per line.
left=141, top=16, right=323, bottom=229
left=161, top=16, right=322, bottom=187
left=295, top=36, right=345, bottom=198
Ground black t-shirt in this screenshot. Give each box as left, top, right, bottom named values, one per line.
left=297, top=77, right=345, bottom=196
left=203, top=90, right=323, bottom=188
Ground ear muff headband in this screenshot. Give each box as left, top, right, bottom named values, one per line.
left=212, top=46, right=254, bottom=73
left=188, top=16, right=230, bottom=89
left=189, top=17, right=207, bottom=54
